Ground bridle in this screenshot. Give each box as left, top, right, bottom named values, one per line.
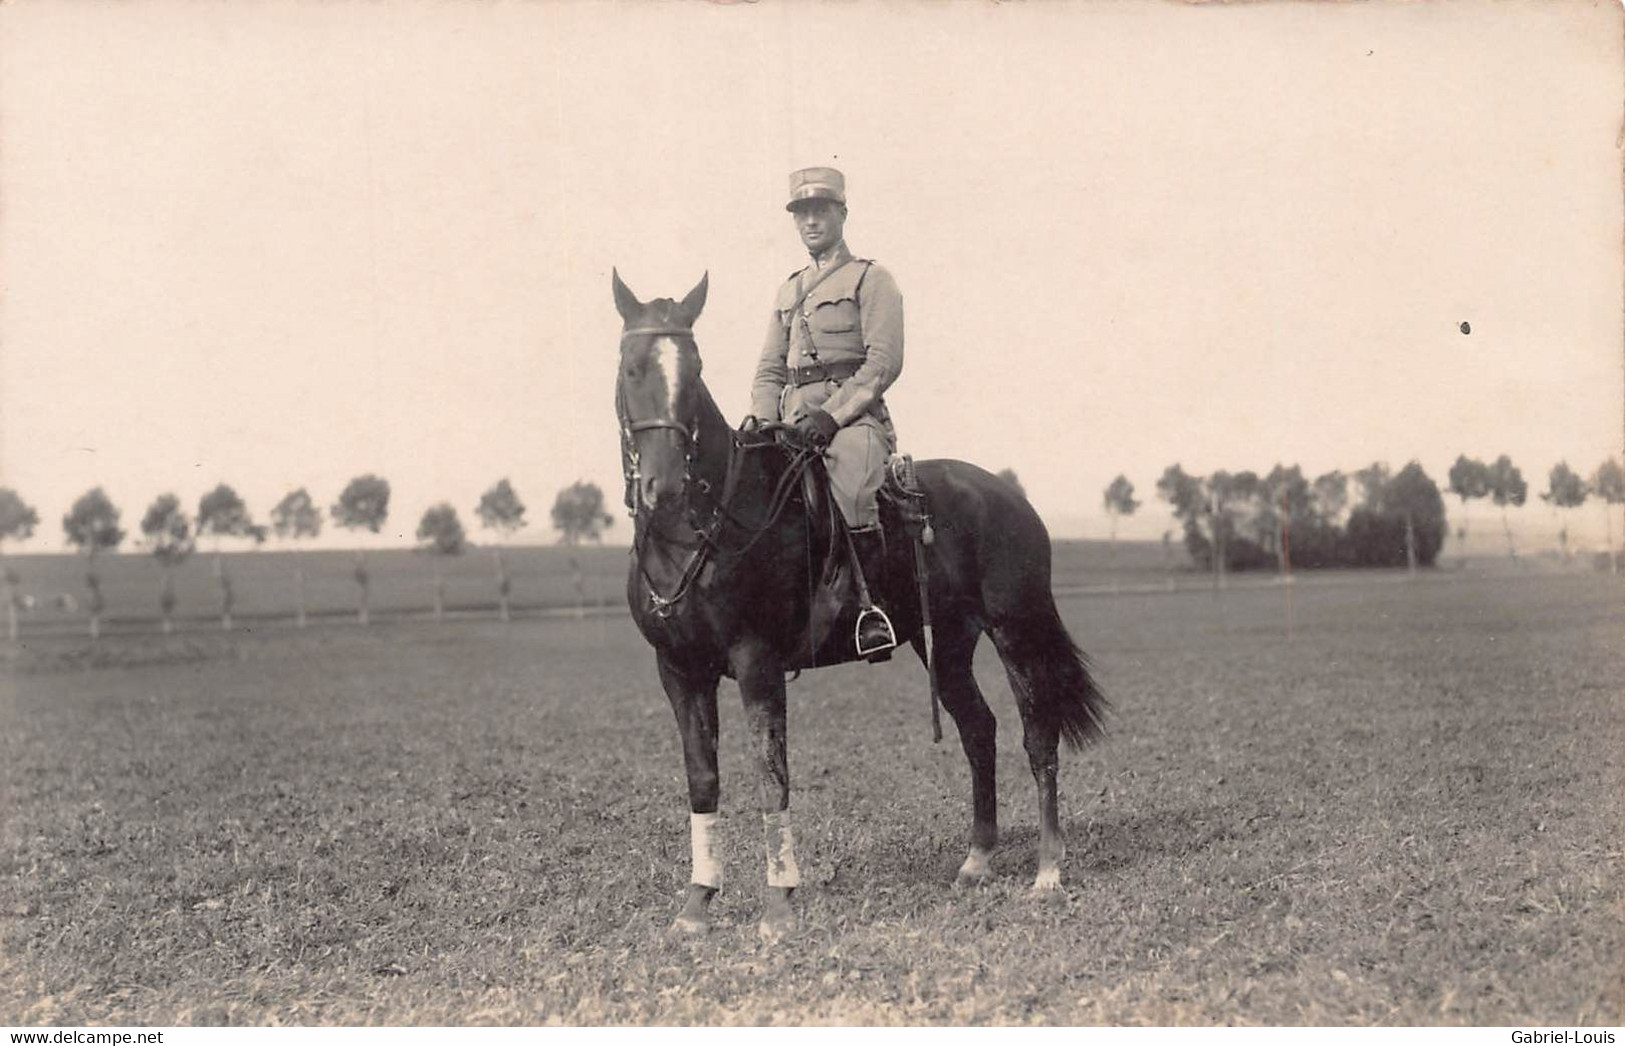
left=619, top=325, right=697, bottom=444
left=617, top=326, right=701, bottom=521
left=616, top=324, right=820, bottom=618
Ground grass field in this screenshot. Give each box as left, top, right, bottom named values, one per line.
left=1, top=570, right=1620, bottom=1025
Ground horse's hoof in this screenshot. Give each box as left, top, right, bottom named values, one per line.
left=758, top=889, right=798, bottom=943
left=954, top=869, right=993, bottom=891
left=1031, top=866, right=1063, bottom=893
left=670, top=883, right=716, bottom=936
left=758, top=910, right=798, bottom=943
left=669, top=914, right=710, bottom=937
left=954, top=848, right=994, bottom=890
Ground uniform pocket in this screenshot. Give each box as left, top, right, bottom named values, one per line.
left=809, top=297, right=859, bottom=335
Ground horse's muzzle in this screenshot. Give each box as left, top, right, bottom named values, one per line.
left=641, top=472, right=686, bottom=515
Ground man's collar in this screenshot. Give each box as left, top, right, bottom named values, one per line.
left=808, top=241, right=852, bottom=271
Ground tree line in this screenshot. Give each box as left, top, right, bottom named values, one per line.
left=1072, top=455, right=1623, bottom=579
left=7, top=454, right=1619, bottom=637
left=0, top=476, right=617, bottom=638
left=1152, top=461, right=1451, bottom=577
left=1446, top=456, right=1624, bottom=570
left=995, top=454, right=1622, bottom=583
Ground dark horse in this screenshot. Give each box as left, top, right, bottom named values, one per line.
left=613, top=270, right=1107, bottom=940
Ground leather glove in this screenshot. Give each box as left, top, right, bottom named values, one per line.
left=793, top=408, right=841, bottom=448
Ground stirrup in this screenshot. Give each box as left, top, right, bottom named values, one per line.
left=855, top=605, right=897, bottom=661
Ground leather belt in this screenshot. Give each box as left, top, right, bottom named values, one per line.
left=788, top=359, right=863, bottom=387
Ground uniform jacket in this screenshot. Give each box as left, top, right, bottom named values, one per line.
left=750, top=242, right=904, bottom=427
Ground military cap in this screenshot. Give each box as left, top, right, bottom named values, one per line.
left=786, top=166, right=846, bottom=211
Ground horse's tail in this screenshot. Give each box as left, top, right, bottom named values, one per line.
left=994, top=601, right=1109, bottom=750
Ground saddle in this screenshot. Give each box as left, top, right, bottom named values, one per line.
left=792, top=451, right=935, bottom=671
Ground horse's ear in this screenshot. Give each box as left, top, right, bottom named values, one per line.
left=677, top=272, right=709, bottom=327
left=611, top=268, right=642, bottom=324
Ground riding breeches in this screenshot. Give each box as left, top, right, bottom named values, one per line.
left=782, top=381, right=896, bottom=529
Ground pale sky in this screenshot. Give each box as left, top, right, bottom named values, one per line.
left=1, top=0, right=1620, bottom=550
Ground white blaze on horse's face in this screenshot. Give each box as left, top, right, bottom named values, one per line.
left=653, top=335, right=685, bottom=414
left=617, top=332, right=695, bottom=516
left=610, top=270, right=709, bottom=515
left=629, top=335, right=692, bottom=513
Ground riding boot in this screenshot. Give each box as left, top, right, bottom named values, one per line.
left=849, top=526, right=897, bottom=662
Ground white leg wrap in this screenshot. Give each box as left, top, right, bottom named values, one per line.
left=763, top=810, right=801, bottom=889
left=690, top=811, right=723, bottom=888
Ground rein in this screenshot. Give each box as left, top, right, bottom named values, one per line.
left=632, top=434, right=821, bottom=619
left=618, top=325, right=821, bottom=619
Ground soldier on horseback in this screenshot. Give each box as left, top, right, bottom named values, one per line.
left=746, top=166, right=903, bottom=661
left=613, top=254, right=1106, bottom=936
